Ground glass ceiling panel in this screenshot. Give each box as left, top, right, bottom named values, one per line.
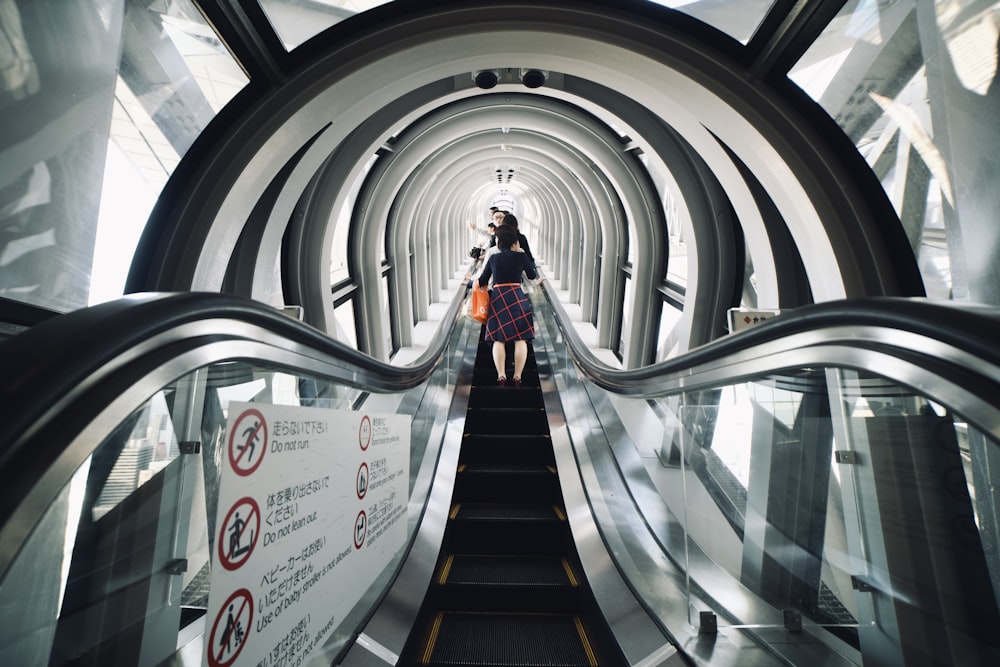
left=648, top=0, right=777, bottom=44
left=788, top=0, right=1000, bottom=303
left=259, top=0, right=394, bottom=50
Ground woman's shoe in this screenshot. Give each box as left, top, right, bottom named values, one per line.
left=497, top=376, right=507, bottom=386
left=512, top=377, right=522, bottom=388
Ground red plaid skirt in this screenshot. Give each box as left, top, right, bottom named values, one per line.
left=484, top=283, right=535, bottom=341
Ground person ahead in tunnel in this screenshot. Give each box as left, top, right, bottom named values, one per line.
left=498, top=213, right=534, bottom=270
left=477, top=227, right=541, bottom=387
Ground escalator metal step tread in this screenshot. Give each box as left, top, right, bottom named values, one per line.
left=425, top=612, right=596, bottom=666
left=461, top=463, right=554, bottom=475
left=454, top=503, right=563, bottom=521
left=463, top=434, right=551, bottom=444
left=444, top=555, right=575, bottom=586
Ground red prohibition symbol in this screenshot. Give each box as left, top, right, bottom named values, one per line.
left=208, top=588, right=253, bottom=667
left=358, top=414, right=372, bottom=451
left=228, top=408, right=267, bottom=476
left=357, top=462, right=369, bottom=500
left=354, top=510, right=367, bottom=549
left=218, top=497, right=260, bottom=571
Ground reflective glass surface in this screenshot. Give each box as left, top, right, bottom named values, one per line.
left=0, top=323, right=467, bottom=666
left=258, top=0, right=394, bottom=50
left=259, top=1, right=776, bottom=51
left=535, top=294, right=1000, bottom=666
left=672, top=371, right=1000, bottom=663
left=789, top=0, right=1000, bottom=303
left=650, top=0, right=776, bottom=44
left=0, top=1, right=248, bottom=311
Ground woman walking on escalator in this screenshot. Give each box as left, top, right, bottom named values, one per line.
left=477, top=227, right=541, bottom=387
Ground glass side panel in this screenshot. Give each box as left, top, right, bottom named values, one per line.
left=533, top=292, right=1000, bottom=665
left=648, top=0, right=776, bottom=44
left=0, top=1, right=248, bottom=312
left=788, top=0, right=1000, bottom=302
left=672, top=369, right=1000, bottom=663
left=0, top=321, right=469, bottom=666
left=258, top=0, right=394, bottom=50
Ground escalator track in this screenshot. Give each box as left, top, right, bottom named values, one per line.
left=399, top=335, right=624, bottom=666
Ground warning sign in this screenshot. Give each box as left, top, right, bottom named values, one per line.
left=218, top=497, right=260, bottom=571
left=358, top=414, right=371, bottom=451
left=208, top=588, right=253, bottom=667
left=356, top=463, right=369, bottom=500
left=354, top=510, right=367, bottom=549
left=204, top=404, right=409, bottom=667
left=228, top=408, right=267, bottom=476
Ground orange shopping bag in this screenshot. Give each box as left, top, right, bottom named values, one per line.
left=469, top=283, right=489, bottom=323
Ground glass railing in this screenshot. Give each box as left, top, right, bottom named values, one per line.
left=0, top=291, right=472, bottom=667
left=536, top=284, right=1000, bottom=666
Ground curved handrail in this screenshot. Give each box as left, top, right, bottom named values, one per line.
left=0, top=296, right=61, bottom=335
left=539, top=280, right=1000, bottom=436
left=0, top=288, right=467, bottom=577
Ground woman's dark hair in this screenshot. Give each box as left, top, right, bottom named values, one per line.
left=495, top=227, right=518, bottom=250
left=501, top=213, right=519, bottom=230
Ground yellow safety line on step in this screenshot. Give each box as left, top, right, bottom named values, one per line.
left=449, top=504, right=461, bottom=519
left=561, top=558, right=579, bottom=587
left=574, top=615, right=599, bottom=667
left=457, top=464, right=466, bottom=472
left=438, top=555, right=454, bottom=585
left=553, top=505, right=566, bottom=521
left=421, top=613, right=444, bottom=665
left=547, top=465, right=557, bottom=474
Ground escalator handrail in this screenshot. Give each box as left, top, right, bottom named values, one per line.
left=0, top=289, right=465, bottom=446
left=0, top=295, right=61, bottom=331
left=540, top=280, right=1000, bottom=432
left=0, top=289, right=467, bottom=577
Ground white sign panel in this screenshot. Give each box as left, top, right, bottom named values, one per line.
left=204, top=403, right=409, bottom=667
left=727, top=308, right=780, bottom=333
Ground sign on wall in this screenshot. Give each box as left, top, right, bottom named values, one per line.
left=727, top=307, right=780, bottom=333
left=204, top=403, right=409, bottom=667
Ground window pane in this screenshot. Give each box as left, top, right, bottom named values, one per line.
left=655, top=298, right=683, bottom=361
left=259, top=0, right=394, bottom=50
left=334, top=298, right=358, bottom=349
left=789, top=0, right=1000, bottom=302
left=648, top=0, right=776, bottom=44
left=665, top=190, right=688, bottom=288
left=0, top=1, right=248, bottom=311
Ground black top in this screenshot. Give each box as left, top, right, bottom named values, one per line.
left=516, top=233, right=534, bottom=266
left=478, top=250, right=537, bottom=287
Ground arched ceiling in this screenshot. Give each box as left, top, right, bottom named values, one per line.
left=128, top=0, right=922, bottom=363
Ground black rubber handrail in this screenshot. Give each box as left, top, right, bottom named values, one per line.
left=0, top=296, right=61, bottom=330
left=0, top=289, right=467, bottom=576
left=539, top=280, right=1000, bottom=432
left=1, top=290, right=464, bottom=455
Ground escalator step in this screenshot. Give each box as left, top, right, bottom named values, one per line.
left=472, top=369, right=540, bottom=383
left=459, top=463, right=555, bottom=476
left=453, top=503, right=564, bottom=521
left=469, top=386, right=543, bottom=408
left=462, top=433, right=552, bottom=447
left=423, top=612, right=597, bottom=667
left=460, top=434, right=555, bottom=466
left=441, top=555, right=576, bottom=587
left=465, top=407, right=550, bottom=435
left=454, top=465, right=560, bottom=504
